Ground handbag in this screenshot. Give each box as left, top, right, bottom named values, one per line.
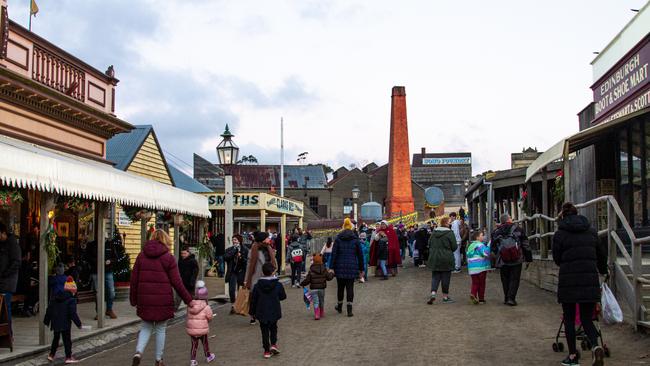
left=206, top=263, right=218, bottom=277
left=233, top=287, right=250, bottom=316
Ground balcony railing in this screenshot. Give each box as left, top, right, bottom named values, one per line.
left=32, top=44, right=85, bottom=102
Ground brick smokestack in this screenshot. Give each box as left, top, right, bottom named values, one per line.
left=385, top=86, right=415, bottom=216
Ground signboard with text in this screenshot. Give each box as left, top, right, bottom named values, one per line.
left=204, top=192, right=304, bottom=217
left=422, top=157, right=471, bottom=165
left=593, top=39, right=650, bottom=124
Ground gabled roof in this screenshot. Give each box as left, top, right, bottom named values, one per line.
left=106, top=125, right=152, bottom=170
left=168, top=164, right=211, bottom=193
left=106, top=125, right=174, bottom=185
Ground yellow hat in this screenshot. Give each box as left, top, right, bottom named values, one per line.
left=342, top=217, right=353, bottom=230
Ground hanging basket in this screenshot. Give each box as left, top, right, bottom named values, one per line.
left=57, top=196, right=91, bottom=213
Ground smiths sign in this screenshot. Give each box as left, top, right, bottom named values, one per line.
left=205, top=192, right=304, bottom=217
left=422, top=157, right=471, bottom=165
left=207, top=193, right=260, bottom=208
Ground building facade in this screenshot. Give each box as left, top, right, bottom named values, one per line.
left=511, top=147, right=543, bottom=169
left=411, top=148, right=472, bottom=211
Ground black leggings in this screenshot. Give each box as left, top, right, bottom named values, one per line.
left=336, top=278, right=355, bottom=304
left=562, top=302, right=599, bottom=355
left=50, top=330, right=72, bottom=358
left=290, top=262, right=301, bottom=285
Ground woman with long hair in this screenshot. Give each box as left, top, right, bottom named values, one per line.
left=330, top=218, right=364, bottom=317
left=552, top=203, right=607, bottom=366
left=130, top=230, right=195, bottom=366
left=320, top=237, right=334, bottom=269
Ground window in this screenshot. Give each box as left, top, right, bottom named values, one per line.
left=309, top=196, right=319, bottom=213
left=343, top=198, right=353, bottom=215
left=453, top=184, right=462, bottom=197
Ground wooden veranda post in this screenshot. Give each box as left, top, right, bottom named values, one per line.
left=607, top=200, right=617, bottom=293
left=541, top=168, right=549, bottom=259
left=38, top=194, right=55, bottom=346
left=96, top=203, right=107, bottom=329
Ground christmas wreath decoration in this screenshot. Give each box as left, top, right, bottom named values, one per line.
left=196, top=229, right=214, bottom=262
left=0, top=188, right=23, bottom=208
left=57, top=196, right=91, bottom=212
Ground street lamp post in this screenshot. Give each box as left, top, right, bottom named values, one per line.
left=352, top=184, right=360, bottom=224
left=217, top=124, right=239, bottom=299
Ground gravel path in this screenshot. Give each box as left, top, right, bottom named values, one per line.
left=76, top=266, right=650, bottom=366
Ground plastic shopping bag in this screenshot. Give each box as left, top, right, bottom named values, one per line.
left=601, top=283, right=623, bottom=324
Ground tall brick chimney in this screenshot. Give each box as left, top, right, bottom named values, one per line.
left=385, top=86, right=415, bottom=216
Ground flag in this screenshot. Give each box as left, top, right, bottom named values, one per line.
left=30, top=0, right=39, bottom=16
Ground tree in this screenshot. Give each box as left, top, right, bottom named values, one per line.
left=236, top=155, right=258, bottom=165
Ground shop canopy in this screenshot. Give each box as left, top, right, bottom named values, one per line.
left=525, top=108, right=649, bottom=183
left=0, top=135, right=211, bottom=217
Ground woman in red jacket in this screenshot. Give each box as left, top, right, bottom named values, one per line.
left=130, top=230, right=195, bottom=366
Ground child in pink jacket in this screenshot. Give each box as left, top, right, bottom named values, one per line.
left=186, top=281, right=215, bottom=366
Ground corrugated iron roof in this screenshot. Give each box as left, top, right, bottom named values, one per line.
left=283, top=165, right=327, bottom=188
left=106, top=125, right=152, bottom=170
left=168, top=164, right=211, bottom=193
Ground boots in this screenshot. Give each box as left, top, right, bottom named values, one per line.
left=314, top=306, right=320, bottom=320
left=320, top=306, right=324, bottom=318
left=335, top=303, right=342, bottom=314
left=106, top=309, right=117, bottom=319
left=347, top=303, right=353, bottom=317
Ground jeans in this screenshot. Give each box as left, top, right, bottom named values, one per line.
left=259, top=321, right=278, bottom=352
left=470, top=271, right=487, bottom=300
left=290, top=262, right=301, bottom=286
left=215, top=256, right=225, bottom=277
left=431, top=271, right=452, bottom=294
left=50, top=330, right=72, bottom=358
left=190, top=335, right=211, bottom=360
left=562, top=302, right=599, bottom=355
left=2, top=292, right=11, bottom=334
left=453, top=242, right=461, bottom=270
left=323, top=253, right=332, bottom=269
left=379, top=260, right=388, bottom=277
left=311, top=289, right=325, bottom=309
left=363, top=261, right=368, bottom=280
left=408, top=241, right=415, bottom=257
left=228, top=272, right=245, bottom=304
left=400, top=247, right=406, bottom=261
left=499, top=264, right=522, bottom=302
left=135, top=320, right=168, bottom=361
left=336, top=278, right=355, bottom=304
left=92, top=272, right=115, bottom=311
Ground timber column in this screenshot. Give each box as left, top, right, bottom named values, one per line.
left=386, top=86, right=415, bottom=216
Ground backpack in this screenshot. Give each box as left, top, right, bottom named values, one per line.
left=498, top=225, right=522, bottom=264
left=291, top=247, right=304, bottom=263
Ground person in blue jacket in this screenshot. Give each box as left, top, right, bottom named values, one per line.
left=44, top=276, right=82, bottom=363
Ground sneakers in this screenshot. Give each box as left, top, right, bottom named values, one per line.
left=132, top=353, right=141, bottom=366
left=506, top=299, right=518, bottom=306
left=479, top=300, right=487, bottom=305
left=263, top=352, right=272, bottom=359
left=592, top=346, right=605, bottom=366
left=47, top=354, right=55, bottom=362
left=427, top=295, right=436, bottom=305
left=470, top=295, right=479, bottom=305
left=155, top=360, right=165, bottom=366
left=442, top=297, right=455, bottom=304
left=105, top=309, right=118, bottom=319
left=190, top=360, right=199, bottom=366
left=206, top=353, right=216, bottom=363
left=560, top=355, right=580, bottom=366
left=64, top=357, right=81, bottom=364
left=452, top=269, right=461, bottom=274
left=270, top=345, right=280, bottom=355
left=249, top=318, right=257, bottom=325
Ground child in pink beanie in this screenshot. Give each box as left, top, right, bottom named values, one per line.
left=185, top=280, right=215, bottom=365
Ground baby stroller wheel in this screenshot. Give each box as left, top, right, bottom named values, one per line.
left=552, top=343, right=559, bottom=352
left=603, top=345, right=611, bottom=357
left=558, top=342, right=565, bottom=352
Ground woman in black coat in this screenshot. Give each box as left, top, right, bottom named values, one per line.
left=552, top=202, right=607, bottom=366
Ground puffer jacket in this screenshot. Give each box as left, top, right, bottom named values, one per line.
left=300, top=263, right=334, bottom=290
left=330, top=229, right=364, bottom=279
left=130, top=240, right=192, bottom=322
left=427, top=228, right=458, bottom=272
left=185, top=300, right=213, bottom=337
left=553, top=214, right=607, bottom=303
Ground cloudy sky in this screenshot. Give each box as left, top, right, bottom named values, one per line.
left=11, top=0, right=648, bottom=175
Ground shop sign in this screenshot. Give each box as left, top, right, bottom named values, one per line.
left=118, top=209, right=132, bottom=226
left=207, top=193, right=261, bottom=209
left=422, top=157, right=471, bottom=165
left=597, top=89, right=650, bottom=125
left=265, top=196, right=304, bottom=215
left=593, top=41, right=650, bottom=122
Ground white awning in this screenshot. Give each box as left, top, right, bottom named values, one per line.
left=0, top=135, right=210, bottom=217
left=525, top=138, right=567, bottom=183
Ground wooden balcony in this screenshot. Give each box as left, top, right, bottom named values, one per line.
left=0, top=19, right=118, bottom=115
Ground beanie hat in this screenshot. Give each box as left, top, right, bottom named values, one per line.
left=195, top=280, right=208, bottom=300
left=253, top=231, right=269, bottom=243
left=342, top=218, right=353, bottom=230
left=312, top=253, right=323, bottom=264
left=64, top=276, right=77, bottom=295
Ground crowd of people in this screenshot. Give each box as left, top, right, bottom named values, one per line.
left=11, top=200, right=610, bottom=366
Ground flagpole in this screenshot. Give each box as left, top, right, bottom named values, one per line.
left=28, top=12, right=31, bottom=31
left=280, top=117, right=284, bottom=198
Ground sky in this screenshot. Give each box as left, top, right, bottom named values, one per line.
left=10, top=0, right=649, bottom=175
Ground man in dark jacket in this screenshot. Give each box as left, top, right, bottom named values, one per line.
left=86, top=239, right=119, bottom=319
left=178, top=246, right=199, bottom=295
left=249, top=262, right=286, bottom=358
left=414, top=225, right=430, bottom=267
left=0, top=222, right=21, bottom=331
left=224, top=235, right=248, bottom=313
left=211, top=231, right=226, bottom=277
left=491, top=214, right=532, bottom=306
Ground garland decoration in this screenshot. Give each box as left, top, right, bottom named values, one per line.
left=57, top=196, right=91, bottom=212
left=552, top=170, right=565, bottom=205
left=123, top=206, right=149, bottom=223
left=43, top=222, right=60, bottom=270
left=0, top=188, right=23, bottom=208
left=196, top=229, right=214, bottom=262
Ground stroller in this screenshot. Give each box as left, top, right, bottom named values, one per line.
left=551, top=302, right=611, bottom=357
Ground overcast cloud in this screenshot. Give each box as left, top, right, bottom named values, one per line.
left=11, top=0, right=648, bottom=174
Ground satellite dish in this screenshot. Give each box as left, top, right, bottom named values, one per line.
left=424, top=187, right=444, bottom=207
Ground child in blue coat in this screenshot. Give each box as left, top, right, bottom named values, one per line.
left=249, top=262, right=287, bottom=359
left=44, top=276, right=82, bottom=363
